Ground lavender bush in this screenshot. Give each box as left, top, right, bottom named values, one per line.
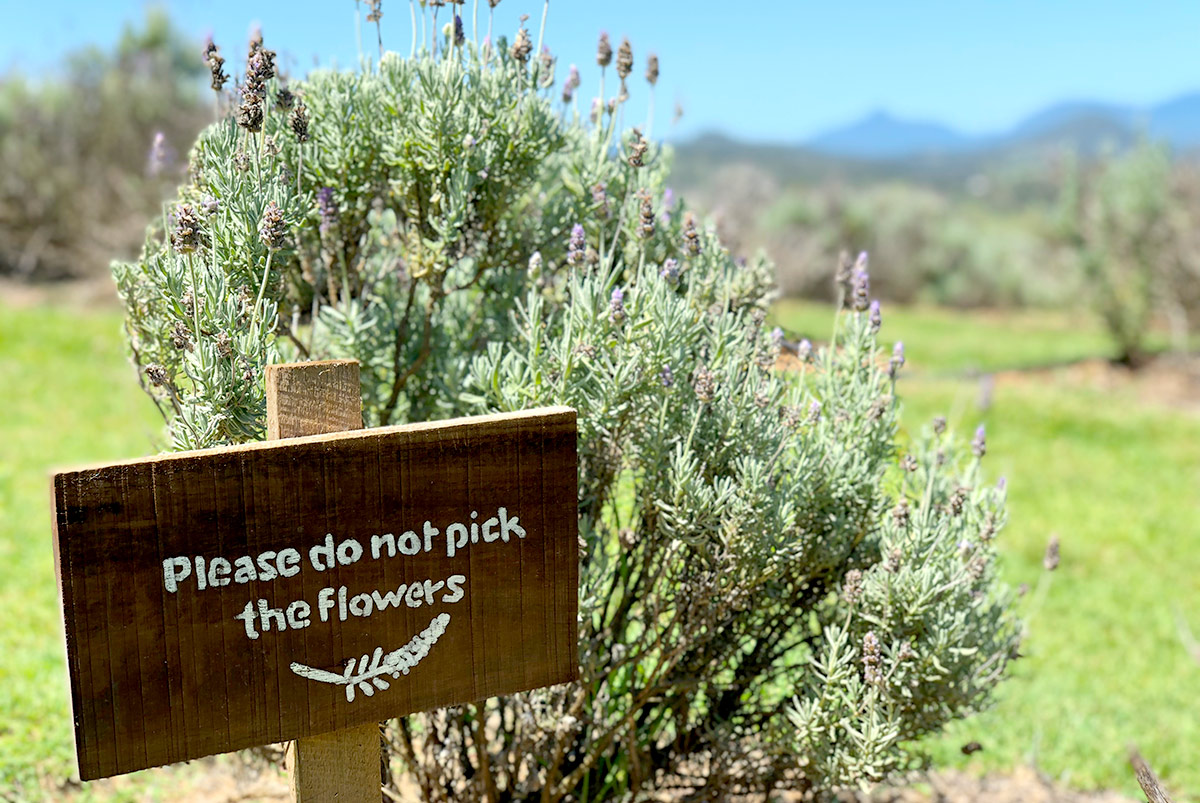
left=113, top=4, right=1020, bottom=798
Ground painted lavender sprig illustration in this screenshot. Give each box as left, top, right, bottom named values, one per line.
left=290, top=613, right=450, bottom=702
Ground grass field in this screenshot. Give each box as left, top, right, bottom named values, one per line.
left=1, top=298, right=1197, bottom=800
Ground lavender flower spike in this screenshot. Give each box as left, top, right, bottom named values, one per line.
left=868, top=299, right=882, bottom=333
left=609, top=287, right=627, bottom=324
left=567, top=223, right=586, bottom=266
left=972, top=424, right=987, bottom=458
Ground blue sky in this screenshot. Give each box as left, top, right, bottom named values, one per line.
left=4, top=1, right=1200, bottom=142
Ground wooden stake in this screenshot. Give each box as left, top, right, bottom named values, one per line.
left=266, top=360, right=381, bottom=803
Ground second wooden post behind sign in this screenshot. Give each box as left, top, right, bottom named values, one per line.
left=266, top=360, right=379, bottom=802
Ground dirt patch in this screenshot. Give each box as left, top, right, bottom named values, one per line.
left=56, top=761, right=1138, bottom=803
left=990, top=355, right=1200, bottom=413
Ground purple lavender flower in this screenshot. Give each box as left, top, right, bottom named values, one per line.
left=662, top=187, right=675, bottom=210
left=609, top=287, right=627, bottom=324
left=770, top=326, right=784, bottom=350
left=567, top=223, right=586, bottom=266
left=888, top=340, right=905, bottom=379
left=660, top=257, right=680, bottom=285
left=317, top=187, right=338, bottom=236
left=797, top=338, right=814, bottom=363
left=660, top=365, right=674, bottom=387
left=147, top=131, right=173, bottom=177
left=851, top=268, right=870, bottom=312
left=563, top=64, right=581, bottom=104
left=997, top=476, right=1007, bottom=492
left=868, top=299, right=882, bottom=332
left=807, top=400, right=822, bottom=424
left=454, top=15, right=465, bottom=46
left=972, top=424, right=987, bottom=458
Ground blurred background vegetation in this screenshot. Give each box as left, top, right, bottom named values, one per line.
left=1, top=6, right=1197, bottom=802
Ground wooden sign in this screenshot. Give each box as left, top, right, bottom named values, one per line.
left=51, top=403, right=578, bottom=781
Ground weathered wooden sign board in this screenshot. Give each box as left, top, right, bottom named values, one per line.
left=51, top=401, right=578, bottom=781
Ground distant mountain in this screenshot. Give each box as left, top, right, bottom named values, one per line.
left=800, top=92, right=1200, bottom=159
left=806, top=110, right=972, bottom=159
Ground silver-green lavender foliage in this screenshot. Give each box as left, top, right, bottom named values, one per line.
left=113, top=13, right=1019, bottom=799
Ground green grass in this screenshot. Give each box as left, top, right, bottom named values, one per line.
left=0, top=304, right=162, bottom=799
left=2, top=299, right=1197, bottom=800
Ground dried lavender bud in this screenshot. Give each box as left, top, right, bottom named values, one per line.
left=538, top=47, right=554, bottom=86
left=901, top=454, right=917, bottom=472
left=968, top=554, right=988, bottom=580
left=627, top=131, right=648, bottom=168
left=980, top=515, right=996, bottom=542
left=892, top=498, right=910, bottom=528
left=933, top=415, right=947, bottom=436
left=366, top=0, right=383, bottom=23
left=1043, top=535, right=1060, bottom=572
left=566, top=223, right=586, bottom=266
left=510, top=26, right=532, bottom=63
left=596, top=32, right=613, bottom=68
left=171, top=321, right=194, bottom=351
left=972, top=424, right=987, bottom=458
left=886, top=547, right=902, bottom=574
left=233, top=149, right=250, bottom=172
left=869, top=299, right=882, bottom=333
left=646, top=52, right=659, bottom=86
left=317, top=187, right=338, bottom=236
left=258, top=201, right=288, bottom=250
left=575, top=342, right=596, bottom=360
left=170, top=205, right=203, bottom=253
left=862, top=632, right=884, bottom=686
left=609, top=287, right=627, bottom=325
left=682, top=212, right=701, bottom=256
left=949, top=486, right=968, bottom=516
left=637, top=191, right=655, bottom=239
left=835, top=250, right=853, bottom=293
left=236, top=98, right=264, bottom=133
left=290, top=102, right=310, bottom=143
left=145, top=364, right=169, bottom=386
left=851, top=268, right=870, bottom=312
left=200, top=195, right=220, bottom=217
left=563, top=64, right=581, bottom=103
left=204, top=39, right=229, bottom=91
left=585, top=245, right=599, bottom=267
left=275, top=86, right=295, bottom=112
left=214, top=331, right=233, bottom=358
left=842, top=569, right=863, bottom=604
left=781, top=405, right=802, bottom=429
left=660, top=258, right=680, bottom=285
left=146, top=364, right=170, bottom=386
left=262, top=135, right=280, bottom=158
left=868, top=395, right=891, bottom=422
left=659, top=365, right=674, bottom=387
left=590, top=182, right=610, bottom=218
left=693, top=364, right=716, bottom=403
left=897, top=641, right=916, bottom=662
left=889, top=340, right=905, bottom=379
left=797, top=338, right=813, bottom=363
left=754, top=389, right=770, bottom=409
left=616, top=37, right=633, bottom=81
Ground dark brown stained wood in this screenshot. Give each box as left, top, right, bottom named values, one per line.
left=52, top=403, right=579, bottom=781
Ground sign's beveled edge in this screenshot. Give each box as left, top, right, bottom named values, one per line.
left=49, top=405, right=576, bottom=479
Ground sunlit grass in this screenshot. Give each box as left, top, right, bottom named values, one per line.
left=2, top=299, right=1197, bottom=799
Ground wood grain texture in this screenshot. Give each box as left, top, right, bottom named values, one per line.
left=51, top=363, right=579, bottom=782
left=267, top=361, right=378, bottom=803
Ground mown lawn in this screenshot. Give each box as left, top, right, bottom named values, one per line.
left=1, top=298, right=1197, bottom=800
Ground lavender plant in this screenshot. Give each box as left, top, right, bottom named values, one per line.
left=113, top=5, right=1019, bottom=798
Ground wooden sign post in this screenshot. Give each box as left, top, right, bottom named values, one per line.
left=51, top=360, right=578, bottom=798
